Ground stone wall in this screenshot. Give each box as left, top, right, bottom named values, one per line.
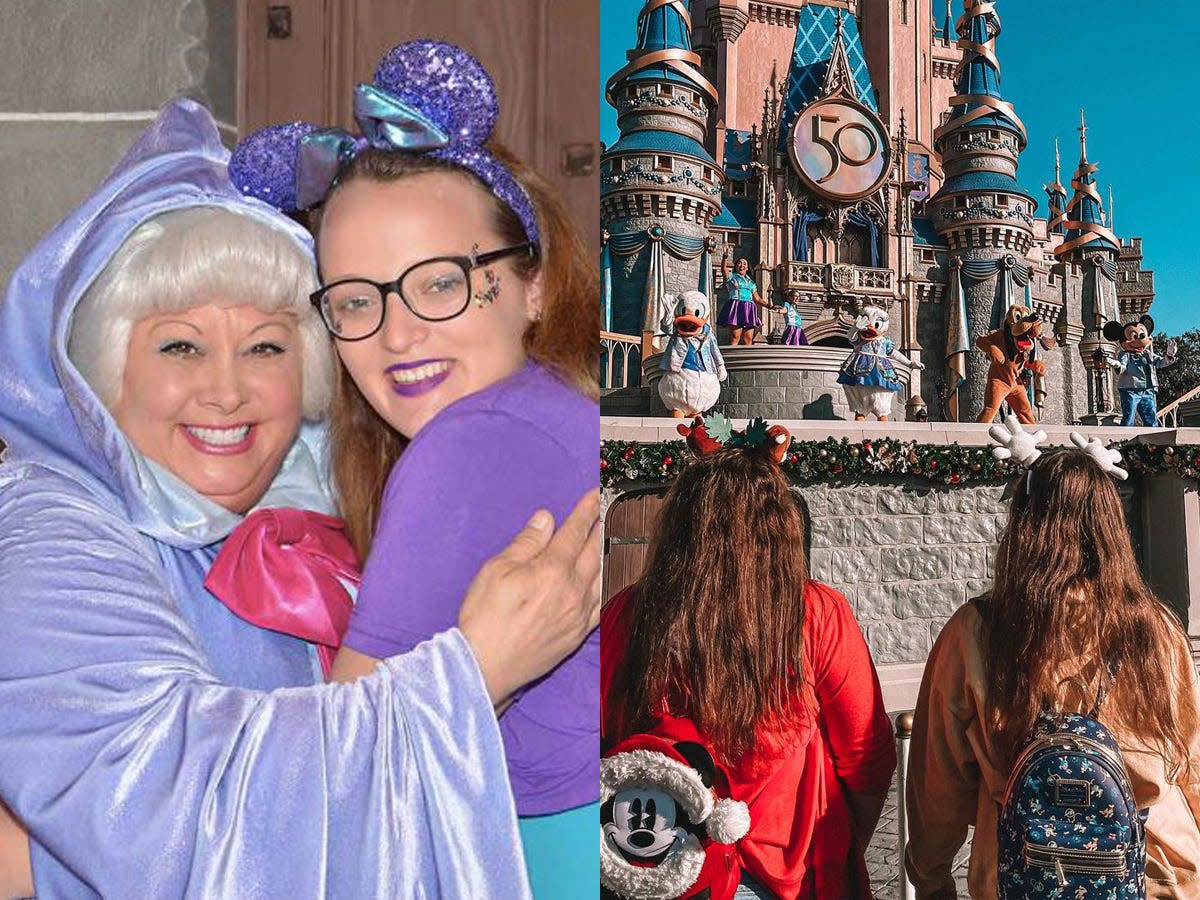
left=802, top=480, right=1004, bottom=664
left=0, top=0, right=236, bottom=304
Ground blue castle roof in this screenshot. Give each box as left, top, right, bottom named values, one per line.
left=610, top=1, right=713, bottom=99
left=940, top=2, right=1024, bottom=145
left=605, top=129, right=718, bottom=166
left=713, top=196, right=757, bottom=230
left=912, top=216, right=945, bottom=247
left=938, top=168, right=1035, bottom=202
left=776, top=7, right=876, bottom=153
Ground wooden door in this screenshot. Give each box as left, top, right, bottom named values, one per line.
left=604, top=490, right=668, bottom=603
left=238, top=0, right=599, bottom=252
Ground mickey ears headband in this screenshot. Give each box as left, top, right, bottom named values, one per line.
left=989, top=415, right=1128, bottom=483
left=228, top=40, right=540, bottom=247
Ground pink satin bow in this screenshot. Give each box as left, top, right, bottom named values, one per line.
left=205, top=508, right=362, bottom=677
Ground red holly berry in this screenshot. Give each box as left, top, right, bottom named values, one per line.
left=929, top=459, right=938, bottom=470
left=832, top=464, right=843, bottom=474
left=663, top=455, right=673, bottom=467
left=600, top=459, right=609, bottom=471
left=623, top=447, right=635, bottom=460
left=789, top=454, right=798, bottom=464
left=863, top=441, right=873, bottom=452
left=949, top=474, right=961, bottom=484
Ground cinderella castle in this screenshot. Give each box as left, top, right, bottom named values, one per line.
left=600, top=0, right=1156, bottom=424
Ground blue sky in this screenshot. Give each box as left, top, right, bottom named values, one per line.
left=600, top=1, right=1200, bottom=335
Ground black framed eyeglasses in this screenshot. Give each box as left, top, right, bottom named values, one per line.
left=311, top=242, right=535, bottom=341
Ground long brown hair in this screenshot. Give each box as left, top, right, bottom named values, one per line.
left=606, top=448, right=811, bottom=762
left=316, top=146, right=600, bottom=557
left=985, top=450, right=1196, bottom=781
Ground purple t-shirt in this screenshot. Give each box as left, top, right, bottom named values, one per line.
left=342, top=361, right=600, bottom=815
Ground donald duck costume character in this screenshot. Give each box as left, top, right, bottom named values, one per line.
left=658, top=290, right=727, bottom=417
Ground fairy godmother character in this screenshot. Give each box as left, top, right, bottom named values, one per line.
left=0, top=98, right=598, bottom=899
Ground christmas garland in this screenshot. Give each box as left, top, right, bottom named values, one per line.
left=600, top=437, right=1200, bottom=488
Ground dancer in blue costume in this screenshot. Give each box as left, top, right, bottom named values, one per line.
left=0, top=99, right=599, bottom=900
left=716, top=247, right=781, bottom=345
left=779, top=289, right=810, bottom=346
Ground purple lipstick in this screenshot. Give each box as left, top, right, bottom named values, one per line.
left=386, top=358, right=453, bottom=397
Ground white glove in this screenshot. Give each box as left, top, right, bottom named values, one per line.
left=989, top=415, right=1046, bottom=468
left=1069, top=432, right=1129, bottom=481
left=1166, top=339, right=1179, bottom=358
left=912, top=360, right=926, bottom=370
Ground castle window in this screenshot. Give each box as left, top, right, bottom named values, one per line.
left=997, top=195, right=1009, bottom=207
left=729, top=181, right=747, bottom=198
left=901, top=0, right=908, bottom=24
left=727, top=233, right=742, bottom=247
left=954, top=196, right=966, bottom=209
left=658, top=84, right=673, bottom=97
left=626, top=87, right=638, bottom=100
left=611, top=159, right=624, bottom=175
left=655, top=156, right=672, bottom=171
left=703, top=166, right=713, bottom=181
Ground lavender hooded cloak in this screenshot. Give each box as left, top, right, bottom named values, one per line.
left=0, top=99, right=530, bottom=899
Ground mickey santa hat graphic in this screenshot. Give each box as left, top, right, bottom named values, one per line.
left=601, top=734, right=751, bottom=900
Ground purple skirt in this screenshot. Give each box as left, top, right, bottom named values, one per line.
left=718, top=298, right=761, bottom=329
left=781, top=326, right=809, bottom=346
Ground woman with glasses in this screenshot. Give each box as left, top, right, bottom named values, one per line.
left=234, top=40, right=599, bottom=897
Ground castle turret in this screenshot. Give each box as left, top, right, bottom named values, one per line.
left=601, top=0, right=723, bottom=343
left=1044, top=138, right=1067, bottom=237
left=928, top=0, right=1037, bottom=421
left=1055, top=111, right=1121, bottom=420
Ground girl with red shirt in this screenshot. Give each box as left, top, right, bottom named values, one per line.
left=601, top=445, right=896, bottom=899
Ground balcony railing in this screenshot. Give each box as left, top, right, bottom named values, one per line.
left=783, top=262, right=895, bottom=295
left=601, top=331, right=641, bottom=389
left=1159, top=383, right=1200, bottom=427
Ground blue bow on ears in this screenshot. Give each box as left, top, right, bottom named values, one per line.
left=294, top=83, right=451, bottom=209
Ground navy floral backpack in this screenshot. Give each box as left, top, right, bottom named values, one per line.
left=997, top=679, right=1146, bottom=897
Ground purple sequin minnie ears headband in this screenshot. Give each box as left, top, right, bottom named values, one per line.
left=228, top=40, right=540, bottom=247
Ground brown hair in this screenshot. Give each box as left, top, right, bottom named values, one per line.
left=316, top=146, right=600, bottom=557
left=984, top=450, right=1197, bottom=781
left=605, top=448, right=811, bottom=762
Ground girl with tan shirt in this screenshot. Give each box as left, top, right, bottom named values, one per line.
left=905, top=449, right=1200, bottom=899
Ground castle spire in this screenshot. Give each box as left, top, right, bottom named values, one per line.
left=604, top=0, right=717, bottom=108
left=934, top=0, right=1026, bottom=149
left=1056, top=108, right=1119, bottom=258
left=1044, top=137, right=1067, bottom=235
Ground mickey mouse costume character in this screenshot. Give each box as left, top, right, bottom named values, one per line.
left=975, top=305, right=1056, bottom=425
left=601, top=735, right=750, bottom=900
left=658, top=291, right=727, bottom=418
left=1102, top=314, right=1178, bottom=427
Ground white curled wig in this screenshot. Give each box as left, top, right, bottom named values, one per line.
left=67, top=206, right=334, bottom=420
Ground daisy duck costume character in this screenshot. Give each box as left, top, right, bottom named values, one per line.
left=658, top=290, right=727, bottom=417
left=837, top=305, right=922, bottom=421
left=0, top=98, right=561, bottom=899
left=1102, top=315, right=1178, bottom=427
